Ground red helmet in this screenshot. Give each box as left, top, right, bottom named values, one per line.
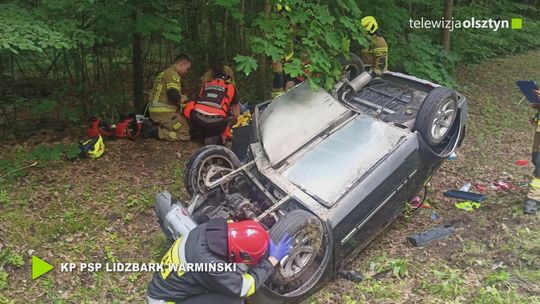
left=227, top=220, right=269, bottom=264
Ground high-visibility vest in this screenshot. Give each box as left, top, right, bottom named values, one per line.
left=194, top=79, right=236, bottom=117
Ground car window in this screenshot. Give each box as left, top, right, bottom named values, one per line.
left=282, top=115, right=407, bottom=206
left=258, top=83, right=350, bottom=165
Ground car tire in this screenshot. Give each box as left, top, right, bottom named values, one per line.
left=184, top=145, right=241, bottom=197
left=269, top=210, right=325, bottom=289
left=339, top=53, right=365, bottom=80
left=414, top=87, right=458, bottom=147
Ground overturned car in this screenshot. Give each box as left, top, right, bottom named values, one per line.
left=155, top=69, right=467, bottom=303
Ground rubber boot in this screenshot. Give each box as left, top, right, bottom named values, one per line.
left=142, top=119, right=158, bottom=139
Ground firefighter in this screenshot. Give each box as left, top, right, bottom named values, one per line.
left=200, top=64, right=236, bottom=86
left=187, top=63, right=240, bottom=145
left=524, top=88, right=540, bottom=214
left=271, top=0, right=295, bottom=98
left=146, top=219, right=293, bottom=304
left=147, top=54, right=192, bottom=141
left=360, top=16, right=388, bottom=76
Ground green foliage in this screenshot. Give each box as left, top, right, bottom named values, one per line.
left=473, top=286, right=537, bottom=304
left=371, top=256, right=410, bottom=279
left=0, top=293, right=15, bottom=304
left=64, top=144, right=81, bottom=161
left=422, top=266, right=465, bottom=299
left=355, top=279, right=401, bottom=300
left=62, top=106, right=83, bottom=124
left=0, top=269, right=8, bottom=290
left=485, top=270, right=510, bottom=286
left=30, top=99, right=58, bottom=117
left=0, top=190, right=8, bottom=205
left=0, top=147, right=30, bottom=180
left=0, top=4, right=78, bottom=54
left=104, top=246, right=118, bottom=263
left=239, top=0, right=367, bottom=89
left=0, top=248, right=25, bottom=291
left=29, top=144, right=64, bottom=163
left=0, top=250, right=24, bottom=268
left=234, top=55, right=258, bottom=76
left=29, top=143, right=81, bottom=163
left=388, top=258, right=409, bottom=278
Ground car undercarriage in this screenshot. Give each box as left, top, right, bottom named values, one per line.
left=155, top=68, right=467, bottom=303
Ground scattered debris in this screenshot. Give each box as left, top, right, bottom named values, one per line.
left=448, top=152, right=458, bottom=160
left=444, top=190, right=486, bottom=202
left=454, top=201, right=481, bottom=211
left=492, top=181, right=519, bottom=191
left=0, top=161, right=38, bottom=180
left=406, top=224, right=456, bottom=247
left=491, top=261, right=504, bottom=270
left=459, top=182, right=472, bottom=192
left=371, top=269, right=391, bottom=280
left=430, top=211, right=440, bottom=222
left=409, top=196, right=432, bottom=209
left=339, top=269, right=364, bottom=282
left=514, top=159, right=529, bottom=166
left=474, top=183, right=487, bottom=193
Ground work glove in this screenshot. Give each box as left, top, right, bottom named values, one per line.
left=269, top=233, right=294, bottom=262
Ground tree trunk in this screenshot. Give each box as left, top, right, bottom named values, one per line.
left=240, top=0, right=246, bottom=54
left=441, top=0, right=453, bottom=52
left=260, top=0, right=272, bottom=100
left=132, top=10, right=145, bottom=113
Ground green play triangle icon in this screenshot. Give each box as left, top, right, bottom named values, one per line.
left=32, top=256, right=54, bottom=279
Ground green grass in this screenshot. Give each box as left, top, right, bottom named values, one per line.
left=1, top=52, right=540, bottom=303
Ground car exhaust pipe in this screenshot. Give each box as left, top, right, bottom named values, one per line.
left=345, top=71, right=372, bottom=93
left=155, top=191, right=197, bottom=241
left=337, top=71, right=373, bottom=102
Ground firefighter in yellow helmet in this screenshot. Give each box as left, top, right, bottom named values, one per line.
left=524, top=88, right=540, bottom=214
left=271, top=0, right=295, bottom=98
left=147, top=54, right=192, bottom=141
left=360, top=16, right=388, bottom=76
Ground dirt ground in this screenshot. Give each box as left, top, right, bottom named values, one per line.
left=1, top=51, right=539, bottom=303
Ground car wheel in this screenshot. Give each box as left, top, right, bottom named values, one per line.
left=269, top=210, right=325, bottom=289
left=339, top=53, right=365, bottom=80
left=184, top=145, right=241, bottom=197
left=414, top=87, right=458, bottom=147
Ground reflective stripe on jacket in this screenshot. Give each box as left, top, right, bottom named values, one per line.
left=194, top=79, right=236, bottom=117
left=151, top=66, right=182, bottom=107
left=146, top=220, right=274, bottom=302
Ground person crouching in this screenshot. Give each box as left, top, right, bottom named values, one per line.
left=186, top=63, right=240, bottom=145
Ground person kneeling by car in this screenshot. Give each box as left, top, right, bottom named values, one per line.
left=524, top=88, right=540, bottom=214
left=146, top=219, right=293, bottom=304
left=184, top=63, right=241, bottom=145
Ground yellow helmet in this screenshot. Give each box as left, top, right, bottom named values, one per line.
left=80, top=135, right=105, bottom=159
left=361, top=16, right=378, bottom=34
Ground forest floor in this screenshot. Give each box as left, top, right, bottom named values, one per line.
left=1, top=51, right=539, bottom=304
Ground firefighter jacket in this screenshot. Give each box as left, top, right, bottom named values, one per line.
left=193, top=79, right=237, bottom=117
left=146, top=218, right=274, bottom=303
left=149, top=66, right=183, bottom=114
left=361, top=34, right=388, bottom=75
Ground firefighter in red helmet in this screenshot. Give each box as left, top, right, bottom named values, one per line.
left=146, top=218, right=293, bottom=304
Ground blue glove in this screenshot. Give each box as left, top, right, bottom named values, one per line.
left=269, top=234, right=294, bottom=261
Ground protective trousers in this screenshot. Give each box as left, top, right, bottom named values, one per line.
left=150, top=110, right=190, bottom=141
left=271, top=60, right=285, bottom=98
left=527, top=118, right=540, bottom=202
